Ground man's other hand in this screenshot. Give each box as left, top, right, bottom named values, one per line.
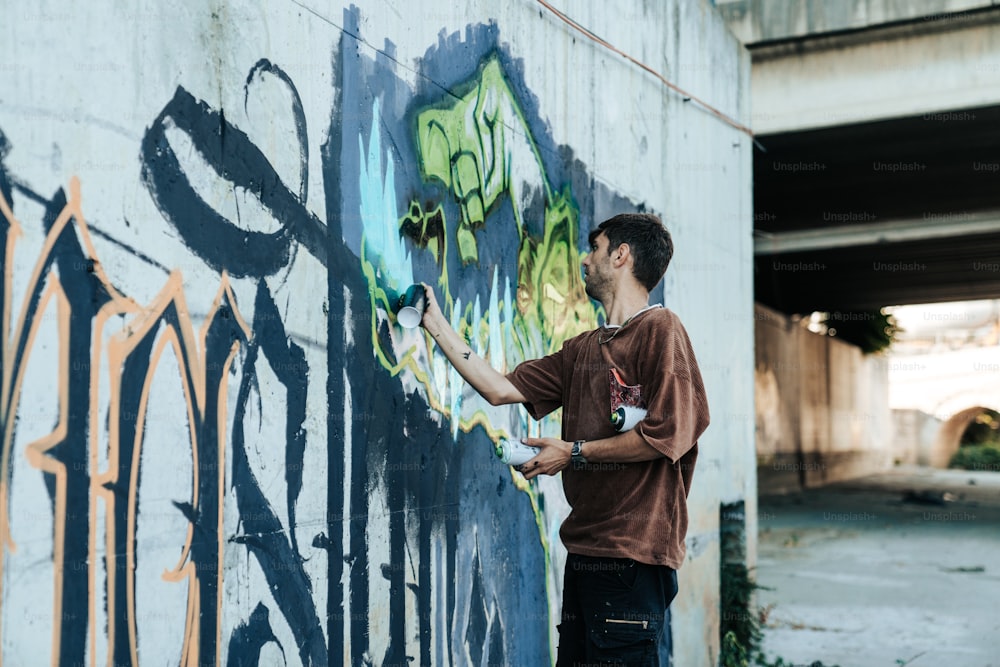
left=517, top=437, right=571, bottom=480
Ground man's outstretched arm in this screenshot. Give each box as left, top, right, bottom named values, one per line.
left=419, top=284, right=527, bottom=406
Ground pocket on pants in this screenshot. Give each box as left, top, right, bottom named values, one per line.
left=587, top=615, right=659, bottom=666
left=587, top=558, right=640, bottom=593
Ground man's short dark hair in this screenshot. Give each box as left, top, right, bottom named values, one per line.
left=588, top=213, right=673, bottom=291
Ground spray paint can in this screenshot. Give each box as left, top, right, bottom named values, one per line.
left=610, top=405, right=648, bottom=432
left=495, top=438, right=541, bottom=466
left=395, top=284, right=427, bottom=328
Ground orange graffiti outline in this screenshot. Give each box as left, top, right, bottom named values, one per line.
left=0, top=178, right=251, bottom=667
left=0, top=182, right=26, bottom=667
left=89, top=299, right=140, bottom=667
left=106, top=273, right=248, bottom=667
left=0, top=178, right=133, bottom=667
left=21, top=282, right=70, bottom=667
left=105, top=276, right=200, bottom=667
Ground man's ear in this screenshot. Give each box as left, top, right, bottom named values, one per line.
left=613, top=243, right=631, bottom=265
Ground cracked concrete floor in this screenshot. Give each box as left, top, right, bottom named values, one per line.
left=756, top=466, right=1000, bottom=667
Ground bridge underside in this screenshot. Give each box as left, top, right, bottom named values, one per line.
left=754, top=103, right=1000, bottom=314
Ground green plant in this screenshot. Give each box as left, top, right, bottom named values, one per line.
left=755, top=656, right=839, bottom=667
left=820, top=309, right=900, bottom=354
left=719, top=556, right=840, bottom=667
left=948, top=443, right=1000, bottom=471
left=720, top=563, right=763, bottom=663
left=721, top=631, right=749, bottom=667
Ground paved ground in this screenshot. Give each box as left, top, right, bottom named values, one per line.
left=756, top=466, right=1000, bottom=667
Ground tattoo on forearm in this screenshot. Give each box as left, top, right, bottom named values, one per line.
left=462, top=351, right=471, bottom=360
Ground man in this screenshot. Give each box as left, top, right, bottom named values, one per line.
left=419, top=212, right=709, bottom=666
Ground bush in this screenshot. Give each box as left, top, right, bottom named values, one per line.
left=719, top=547, right=840, bottom=667
left=821, top=309, right=899, bottom=354
left=721, top=631, right=749, bottom=667
left=949, top=444, right=1000, bottom=471
left=720, top=563, right=762, bottom=656
left=959, top=409, right=1000, bottom=447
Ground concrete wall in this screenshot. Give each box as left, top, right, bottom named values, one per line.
left=0, top=1, right=752, bottom=665
left=719, top=0, right=1000, bottom=134
left=718, top=0, right=997, bottom=44
left=892, top=409, right=947, bottom=466
left=755, top=304, right=893, bottom=494
left=747, top=17, right=1000, bottom=133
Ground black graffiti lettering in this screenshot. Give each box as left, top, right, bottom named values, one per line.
left=140, top=86, right=330, bottom=277
left=249, top=280, right=309, bottom=557
left=244, top=59, right=310, bottom=202
left=226, top=602, right=286, bottom=666
left=232, top=337, right=327, bottom=666
left=43, top=188, right=105, bottom=666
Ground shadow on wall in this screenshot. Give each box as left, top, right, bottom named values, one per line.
left=754, top=302, right=893, bottom=494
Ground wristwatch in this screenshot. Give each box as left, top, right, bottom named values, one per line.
left=571, top=440, right=588, bottom=465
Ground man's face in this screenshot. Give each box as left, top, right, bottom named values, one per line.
left=582, top=232, right=613, bottom=301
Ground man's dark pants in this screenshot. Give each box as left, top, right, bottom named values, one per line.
left=556, top=553, right=678, bottom=667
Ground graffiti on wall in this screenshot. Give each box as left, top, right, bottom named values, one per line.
left=0, top=7, right=643, bottom=666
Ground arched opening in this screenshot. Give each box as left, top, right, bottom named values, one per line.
left=932, top=406, right=1000, bottom=468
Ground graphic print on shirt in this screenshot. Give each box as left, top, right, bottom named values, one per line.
left=609, top=368, right=649, bottom=432
left=609, top=368, right=644, bottom=410
left=608, top=368, right=646, bottom=432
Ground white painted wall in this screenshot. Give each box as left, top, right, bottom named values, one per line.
left=0, top=1, right=752, bottom=664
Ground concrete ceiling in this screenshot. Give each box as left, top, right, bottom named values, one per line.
left=753, top=103, right=1000, bottom=314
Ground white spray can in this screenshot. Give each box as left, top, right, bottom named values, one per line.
left=496, top=438, right=541, bottom=466
left=610, top=405, right=648, bottom=432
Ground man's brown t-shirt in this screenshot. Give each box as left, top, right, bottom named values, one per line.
left=506, top=307, right=710, bottom=569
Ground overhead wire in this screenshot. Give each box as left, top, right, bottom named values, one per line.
left=535, top=0, right=764, bottom=150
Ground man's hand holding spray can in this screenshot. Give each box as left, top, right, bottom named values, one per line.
left=496, top=406, right=648, bottom=468
left=495, top=439, right=542, bottom=466
left=394, top=284, right=427, bottom=329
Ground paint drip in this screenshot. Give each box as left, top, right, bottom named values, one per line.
left=610, top=405, right=648, bottom=432
left=495, top=439, right=541, bottom=466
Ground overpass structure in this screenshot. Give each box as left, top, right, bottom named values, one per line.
left=721, top=2, right=1000, bottom=489
left=721, top=0, right=1000, bottom=313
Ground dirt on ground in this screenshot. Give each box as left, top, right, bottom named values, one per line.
left=756, top=466, right=1000, bottom=667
